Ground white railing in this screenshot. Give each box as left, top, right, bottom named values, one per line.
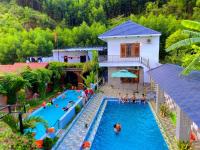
left=99, top=55, right=140, bottom=62
left=99, top=55, right=150, bottom=68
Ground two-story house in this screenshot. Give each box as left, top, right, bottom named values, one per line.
left=98, top=20, right=161, bottom=89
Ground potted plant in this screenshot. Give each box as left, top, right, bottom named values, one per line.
left=177, top=140, right=191, bottom=150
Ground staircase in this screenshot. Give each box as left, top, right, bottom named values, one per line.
left=53, top=93, right=104, bottom=150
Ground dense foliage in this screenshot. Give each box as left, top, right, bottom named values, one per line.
left=166, top=20, right=200, bottom=74
left=0, top=121, right=37, bottom=149
left=0, top=74, right=29, bottom=104
left=0, top=0, right=200, bottom=64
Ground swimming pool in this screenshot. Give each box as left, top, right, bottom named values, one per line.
left=88, top=100, right=168, bottom=150
left=30, top=90, right=82, bottom=140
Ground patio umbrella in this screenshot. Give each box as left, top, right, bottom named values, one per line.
left=111, top=70, right=138, bottom=92
left=111, top=70, right=137, bottom=78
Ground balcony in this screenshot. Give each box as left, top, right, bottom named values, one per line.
left=99, top=55, right=150, bottom=68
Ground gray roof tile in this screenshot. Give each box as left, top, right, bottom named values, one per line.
left=99, top=20, right=161, bottom=38
left=148, top=64, right=200, bottom=126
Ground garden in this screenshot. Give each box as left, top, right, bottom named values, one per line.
left=0, top=54, right=99, bottom=149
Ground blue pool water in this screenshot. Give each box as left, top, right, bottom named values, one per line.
left=91, top=101, right=168, bottom=150
left=30, top=90, right=82, bottom=140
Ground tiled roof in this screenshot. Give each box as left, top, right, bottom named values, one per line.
left=148, top=64, right=200, bottom=126
left=0, top=63, right=48, bottom=74
left=53, top=47, right=105, bottom=52
left=99, top=20, right=161, bottom=38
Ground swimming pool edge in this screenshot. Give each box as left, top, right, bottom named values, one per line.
left=148, top=101, right=174, bottom=150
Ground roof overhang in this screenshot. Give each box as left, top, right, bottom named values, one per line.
left=98, top=34, right=161, bottom=41
left=53, top=47, right=105, bottom=52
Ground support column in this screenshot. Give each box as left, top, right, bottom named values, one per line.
left=176, top=106, right=192, bottom=141
left=155, top=84, right=165, bottom=113
left=143, top=67, right=150, bottom=83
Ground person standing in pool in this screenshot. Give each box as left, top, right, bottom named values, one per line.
left=113, top=123, right=121, bottom=134
left=141, top=94, right=146, bottom=103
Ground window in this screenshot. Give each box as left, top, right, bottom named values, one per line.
left=120, top=43, right=140, bottom=57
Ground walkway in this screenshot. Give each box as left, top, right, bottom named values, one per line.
left=54, top=93, right=104, bottom=150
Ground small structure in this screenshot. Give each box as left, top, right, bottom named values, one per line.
left=0, top=62, right=48, bottom=74
left=148, top=64, right=200, bottom=142
left=51, top=47, right=104, bottom=63
left=98, top=20, right=161, bottom=89
left=0, top=63, right=49, bottom=104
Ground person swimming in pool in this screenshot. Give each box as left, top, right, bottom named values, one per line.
left=113, top=123, right=121, bottom=134
left=62, top=101, right=74, bottom=111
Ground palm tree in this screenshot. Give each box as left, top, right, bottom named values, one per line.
left=23, top=116, right=48, bottom=130
left=3, top=114, right=48, bottom=133
left=166, top=20, right=200, bottom=75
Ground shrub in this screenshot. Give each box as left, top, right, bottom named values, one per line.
left=66, top=83, right=72, bottom=89
left=43, top=137, right=58, bottom=150
left=75, top=104, right=81, bottom=114
left=159, top=103, right=170, bottom=117
left=170, top=112, right=177, bottom=125
left=177, top=140, right=191, bottom=150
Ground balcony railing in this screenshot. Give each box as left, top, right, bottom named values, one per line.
left=99, top=55, right=150, bottom=68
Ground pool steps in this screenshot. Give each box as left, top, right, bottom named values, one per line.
left=53, top=93, right=104, bottom=150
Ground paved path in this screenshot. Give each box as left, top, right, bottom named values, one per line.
left=54, top=93, right=104, bottom=150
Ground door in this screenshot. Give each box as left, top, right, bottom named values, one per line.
left=80, top=55, right=86, bottom=62
left=64, top=56, right=68, bottom=62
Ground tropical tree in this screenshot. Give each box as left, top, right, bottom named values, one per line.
left=0, top=74, right=29, bottom=104
left=21, top=68, right=52, bottom=98
left=48, top=62, right=66, bottom=89
left=35, top=69, right=52, bottom=98
left=23, top=116, right=48, bottom=130
left=81, top=71, right=97, bottom=88
left=166, top=20, right=200, bottom=75
left=3, top=114, right=48, bottom=133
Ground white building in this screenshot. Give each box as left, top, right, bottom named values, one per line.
left=43, top=47, right=104, bottom=63
left=98, top=20, right=161, bottom=89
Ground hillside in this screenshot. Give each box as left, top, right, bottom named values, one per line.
left=0, top=0, right=199, bottom=65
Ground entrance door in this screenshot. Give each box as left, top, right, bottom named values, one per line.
left=64, top=56, right=68, bottom=62
left=80, top=55, right=86, bottom=62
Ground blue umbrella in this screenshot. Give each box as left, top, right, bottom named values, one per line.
left=111, top=70, right=137, bottom=78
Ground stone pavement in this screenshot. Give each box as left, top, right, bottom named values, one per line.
left=54, top=93, right=104, bottom=150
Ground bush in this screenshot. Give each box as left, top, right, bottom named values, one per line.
left=75, top=104, right=81, bottom=114
left=43, top=137, right=54, bottom=150
left=170, top=112, right=177, bottom=125
left=66, top=83, right=72, bottom=89
left=159, top=103, right=170, bottom=117
left=177, top=141, right=191, bottom=150
left=43, top=137, right=58, bottom=150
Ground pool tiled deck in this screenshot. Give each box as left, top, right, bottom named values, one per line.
left=54, top=85, right=145, bottom=150
left=54, top=84, right=194, bottom=150
left=54, top=93, right=104, bottom=150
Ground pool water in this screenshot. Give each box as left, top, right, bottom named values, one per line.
left=30, top=90, right=82, bottom=140
left=91, top=101, right=168, bottom=150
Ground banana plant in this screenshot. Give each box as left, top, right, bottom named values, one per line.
left=166, top=20, right=200, bottom=75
